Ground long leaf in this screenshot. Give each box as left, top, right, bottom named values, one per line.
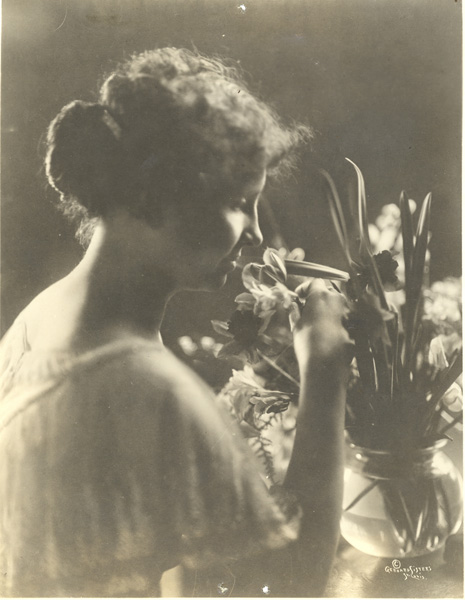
left=319, top=168, right=352, bottom=264
left=365, top=250, right=390, bottom=311
left=438, top=413, right=463, bottom=436
left=407, top=194, right=432, bottom=313
left=419, top=350, right=463, bottom=436
left=404, top=193, right=432, bottom=371
left=372, top=339, right=391, bottom=400
left=429, top=348, right=463, bottom=406
left=284, top=259, right=350, bottom=280
left=256, top=349, right=301, bottom=389
left=352, top=331, right=377, bottom=398
left=346, top=157, right=370, bottom=257
left=397, top=488, right=417, bottom=544
left=380, top=482, right=411, bottom=547
left=345, top=158, right=389, bottom=310
left=414, top=502, right=425, bottom=542
left=327, top=191, right=353, bottom=265
left=390, top=312, right=400, bottom=402
left=399, top=191, right=414, bottom=289
left=343, top=479, right=379, bottom=512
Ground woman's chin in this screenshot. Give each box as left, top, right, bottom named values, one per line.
left=180, top=261, right=235, bottom=291
left=180, top=272, right=228, bottom=292
left=201, top=272, right=229, bottom=291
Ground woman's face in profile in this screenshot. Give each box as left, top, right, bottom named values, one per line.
left=160, top=168, right=266, bottom=291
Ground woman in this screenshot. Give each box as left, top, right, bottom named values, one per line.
left=0, top=48, right=351, bottom=597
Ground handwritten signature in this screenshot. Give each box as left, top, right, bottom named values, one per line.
left=385, top=559, right=432, bottom=581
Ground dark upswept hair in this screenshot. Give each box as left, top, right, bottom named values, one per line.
left=45, top=47, right=311, bottom=239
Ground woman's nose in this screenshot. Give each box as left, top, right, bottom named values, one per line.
left=243, top=211, right=263, bottom=247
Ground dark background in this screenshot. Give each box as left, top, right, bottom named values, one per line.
left=2, top=0, right=461, bottom=345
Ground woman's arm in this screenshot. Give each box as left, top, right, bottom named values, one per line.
left=233, top=280, right=351, bottom=597
left=283, top=279, right=351, bottom=595
left=174, top=280, right=351, bottom=597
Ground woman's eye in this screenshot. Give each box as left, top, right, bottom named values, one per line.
left=231, top=197, right=248, bottom=210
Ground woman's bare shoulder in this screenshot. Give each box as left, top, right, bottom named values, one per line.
left=103, top=343, right=214, bottom=410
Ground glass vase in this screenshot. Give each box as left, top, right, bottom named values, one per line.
left=340, top=439, right=463, bottom=558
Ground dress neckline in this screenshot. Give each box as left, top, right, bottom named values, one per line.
left=2, top=319, right=165, bottom=391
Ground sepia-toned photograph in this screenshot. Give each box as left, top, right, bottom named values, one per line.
left=1, top=0, right=462, bottom=597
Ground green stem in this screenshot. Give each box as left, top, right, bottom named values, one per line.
left=256, top=349, right=301, bottom=389
left=343, top=479, right=379, bottom=512
left=438, top=413, right=463, bottom=436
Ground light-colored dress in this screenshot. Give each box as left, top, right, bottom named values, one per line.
left=0, top=318, right=300, bottom=597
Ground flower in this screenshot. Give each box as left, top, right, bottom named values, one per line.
left=374, top=250, right=400, bottom=289
left=423, top=277, right=462, bottom=334
left=441, top=382, right=463, bottom=413
left=178, top=335, right=222, bottom=357
left=207, top=163, right=462, bottom=477
left=344, top=289, right=395, bottom=345
left=188, top=163, right=463, bottom=556
left=348, top=250, right=401, bottom=299
left=215, top=248, right=300, bottom=351
left=178, top=335, right=198, bottom=356
left=428, top=336, right=449, bottom=370
left=227, top=310, right=262, bottom=347
left=322, top=160, right=462, bottom=450
left=218, top=366, right=292, bottom=437
left=277, top=247, right=306, bottom=262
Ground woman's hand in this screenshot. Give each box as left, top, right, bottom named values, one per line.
left=293, top=278, right=352, bottom=376
left=277, top=279, right=352, bottom=595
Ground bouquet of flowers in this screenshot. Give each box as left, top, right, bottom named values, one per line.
left=203, top=160, right=462, bottom=452
left=322, top=159, right=462, bottom=450
left=178, top=160, right=463, bottom=554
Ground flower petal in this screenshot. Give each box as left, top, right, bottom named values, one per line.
left=234, top=292, right=256, bottom=309
left=260, top=264, right=286, bottom=285
left=242, top=263, right=263, bottom=290
left=288, top=302, right=301, bottom=331
left=429, top=336, right=449, bottom=370
left=211, top=320, right=233, bottom=337
left=442, top=382, right=463, bottom=412
left=288, top=247, right=306, bottom=261
left=263, top=248, right=287, bottom=280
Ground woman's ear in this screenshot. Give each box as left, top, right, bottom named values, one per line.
left=124, top=187, right=165, bottom=229
left=198, top=171, right=216, bottom=192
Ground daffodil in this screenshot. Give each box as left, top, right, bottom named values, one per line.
left=441, top=382, right=463, bottom=413
left=423, top=277, right=462, bottom=334
left=218, top=366, right=292, bottom=437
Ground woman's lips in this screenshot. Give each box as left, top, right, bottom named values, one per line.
left=224, top=259, right=237, bottom=272
left=220, top=255, right=240, bottom=273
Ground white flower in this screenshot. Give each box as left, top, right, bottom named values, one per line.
left=239, top=269, right=297, bottom=322
left=368, top=224, right=381, bottom=247
left=381, top=203, right=401, bottom=219
left=219, top=366, right=291, bottom=435
left=441, top=382, right=463, bottom=412
left=177, top=336, right=198, bottom=356
left=424, top=277, right=462, bottom=331
left=377, top=227, right=399, bottom=253
left=277, top=246, right=306, bottom=261
left=428, top=336, right=449, bottom=370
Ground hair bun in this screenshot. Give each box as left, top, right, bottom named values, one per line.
left=45, top=100, right=123, bottom=215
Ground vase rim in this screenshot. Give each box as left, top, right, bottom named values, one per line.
left=346, top=436, right=448, bottom=456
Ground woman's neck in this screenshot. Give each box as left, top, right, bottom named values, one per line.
left=72, top=217, right=175, bottom=344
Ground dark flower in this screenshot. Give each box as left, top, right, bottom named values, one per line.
left=344, top=290, right=394, bottom=344
left=347, top=251, right=400, bottom=299
left=228, top=310, right=262, bottom=347
left=374, top=250, right=400, bottom=288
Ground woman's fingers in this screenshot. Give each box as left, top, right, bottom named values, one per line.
left=293, top=279, right=353, bottom=369
left=297, top=278, right=348, bottom=324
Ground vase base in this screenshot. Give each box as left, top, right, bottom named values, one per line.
left=341, top=513, right=453, bottom=558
